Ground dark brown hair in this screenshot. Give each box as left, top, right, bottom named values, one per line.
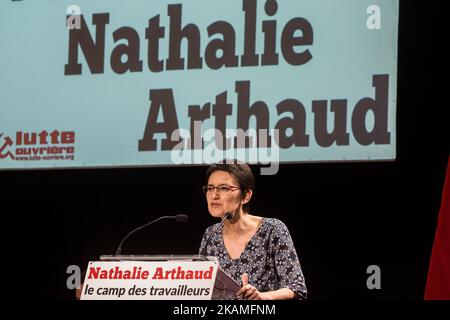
left=206, top=162, right=255, bottom=213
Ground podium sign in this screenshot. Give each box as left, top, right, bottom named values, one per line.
left=81, top=260, right=218, bottom=300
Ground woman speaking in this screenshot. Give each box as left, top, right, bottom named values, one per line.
left=199, top=162, right=307, bottom=300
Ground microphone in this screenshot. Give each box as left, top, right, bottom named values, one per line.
left=212, top=212, right=233, bottom=234
left=175, top=214, right=189, bottom=223
left=202, top=212, right=233, bottom=252
left=115, top=214, right=189, bottom=256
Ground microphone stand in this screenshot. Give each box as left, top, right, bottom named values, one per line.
left=115, top=215, right=188, bottom=256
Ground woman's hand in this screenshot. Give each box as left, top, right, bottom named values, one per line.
left=236, top=273, right=268, bottom=300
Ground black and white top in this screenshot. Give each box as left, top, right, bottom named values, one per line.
left=199, top=218, right=307, bottom=299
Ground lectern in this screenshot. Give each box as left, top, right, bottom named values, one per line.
left=80, top=255, right=240, bottom=300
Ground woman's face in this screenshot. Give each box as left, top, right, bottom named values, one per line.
left=206, top=170, right=245, bottom=218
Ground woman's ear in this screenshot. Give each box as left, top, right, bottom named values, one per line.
left=241, top=189, right=253, bottom=204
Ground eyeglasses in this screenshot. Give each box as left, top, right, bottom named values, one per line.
left=202, top=185, right=240, bottom=195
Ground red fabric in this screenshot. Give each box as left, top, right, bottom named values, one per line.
left=425, top=156, right=450, bottom=300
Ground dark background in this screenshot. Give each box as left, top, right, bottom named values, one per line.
left=0, top=1, right=447, bottom=300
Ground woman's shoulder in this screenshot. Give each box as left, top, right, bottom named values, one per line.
left=261, top=217, right=290, bottom=233
left=263, top=217, right=287, bottom=228
left=261, top=218, right=296, bottom=246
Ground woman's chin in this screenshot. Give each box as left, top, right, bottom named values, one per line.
left=209, top=210, right=224, bottom=218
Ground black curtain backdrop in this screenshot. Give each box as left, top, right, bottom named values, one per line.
left=0, top=1, right=447, bottom=300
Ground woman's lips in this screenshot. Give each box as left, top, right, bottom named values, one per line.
left=211, top=203, right=221, bottom=207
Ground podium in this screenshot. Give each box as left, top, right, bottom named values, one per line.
left=80, top=255, right=240, bottom=300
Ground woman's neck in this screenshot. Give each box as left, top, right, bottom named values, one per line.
left=225, top=211, right=258, bottom=234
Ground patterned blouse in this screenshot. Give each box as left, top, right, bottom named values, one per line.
left=198, top=217, right=307, bottom=300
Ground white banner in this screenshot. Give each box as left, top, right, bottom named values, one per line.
left=81, top=260, right=218, bottom=300
left=0, top=0, right=399, bottom=170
